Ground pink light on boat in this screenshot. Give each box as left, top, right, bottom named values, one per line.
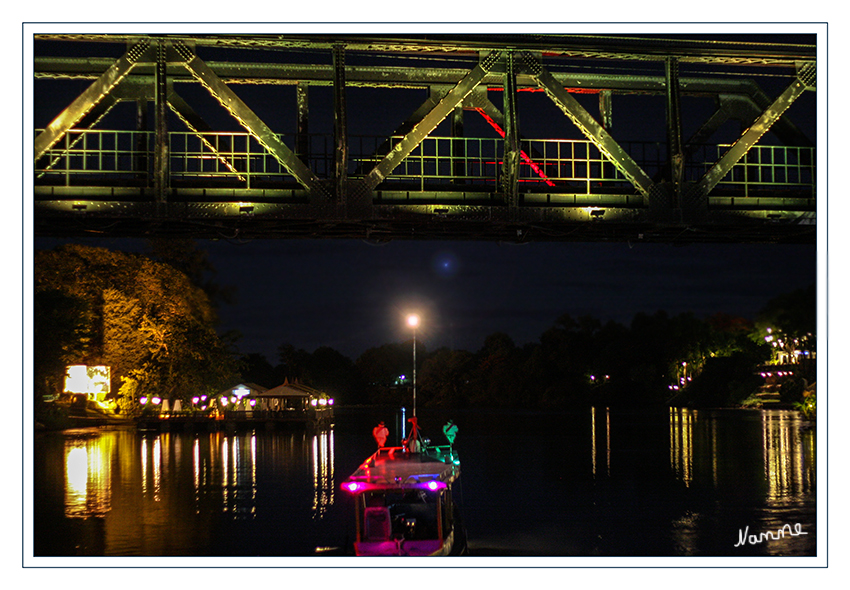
left=344, top=481, right=365, bottom=493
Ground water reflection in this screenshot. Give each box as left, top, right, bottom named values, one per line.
left=217, top=433, right=258, bottom=518
left=311, top=429, right=335, bottom=519
left=133, top=427, right=336, bottom=520
left=668, top=408, right=816, bottom=499
left=590, top=406, right=610, bottom=478
left=669, top=407, right=695, bottom=486
left=761, top=411, right=816, bottom=500
left=64, top=435, right=112, bottom=518
left=666, top=408, right=816, bottom=555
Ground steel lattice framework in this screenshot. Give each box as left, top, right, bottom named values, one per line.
left=32, top=33, right=817, bottom=243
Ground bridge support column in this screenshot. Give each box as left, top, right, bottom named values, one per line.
left=333, top=45, right=348, bottom=209
left=154, top=40, right=169, bottom=204
left=599, top=90, right=613, bottom=131
left=296, top=82, right=310, bottom=163
left=451, top=106, right=465, bottom=184
left=665, top=57, right=685, bottom=207
left=502, top=52, right=520, bottom=211
left=135, top=99, right=148, bottom=181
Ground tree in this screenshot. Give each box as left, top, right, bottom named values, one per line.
left=304, top=346, right=361, bottom=404
left=33, top=289, right=91, bottom=398
left=468, top=332, right=527, bottom=407
left=754, top=284, right=816, bottom=364
left=277, top=343, right=311, bottom=382
left=146, top=238, right=235, bottom=310
left=419, top=348, right=474, bottom=408
left=356, top=343, right=413, bottom=404
left=238, top=353, right=277, bottom=388
left=34, top=244, right=239, bottom=413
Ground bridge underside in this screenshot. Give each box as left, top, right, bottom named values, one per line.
left=32, top=32, right=817, bottom=244
left=33, top=195, right=815, bottom=244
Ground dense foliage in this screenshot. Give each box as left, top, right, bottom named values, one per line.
left=34, top=244, right=239, bottom=415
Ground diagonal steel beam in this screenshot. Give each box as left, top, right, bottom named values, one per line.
left=531, top=57, right=654, bottom=199
left=354, top=86, right=450, bottom=176
left=167, top=89, right=246, bottom=182
left=688, top=65, right=814, bottom=203
left=358, top=51, right=503, bottom=193
left=172, top=42, right=324, bottom=194
left=34, top=40, right=152, bottom=161
left=35, top=92, right=121, bottom=178
left=468, top=95, right=556, bottom=187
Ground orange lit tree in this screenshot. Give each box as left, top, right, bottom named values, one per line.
left=34, top=244, right=239, bottom=415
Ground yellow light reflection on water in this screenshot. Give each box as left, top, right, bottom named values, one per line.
left=65, top=447, right=88, bottom=511
left=590, top=407, right=611, bottom=478
left=210, top=432, right=259, bottom=517
left=591, top=407, right=596, bottom=477
left=669, top=408, right=695, bottom=486
left=762, top=410, right=814, bottom=500
left=64, top=437, right=112, bottom=518
left=669, top=408, right=815, bottom=501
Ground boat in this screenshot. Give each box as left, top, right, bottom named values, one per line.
left=341, top=434, right=467, bottom=556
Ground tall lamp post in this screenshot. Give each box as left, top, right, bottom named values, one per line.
left=407, top=314, right=420, bottom=416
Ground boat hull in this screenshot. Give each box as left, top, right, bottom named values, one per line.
left=355, top=532, right=453, bottom=556
left=342, top=445, right=465, bottom=557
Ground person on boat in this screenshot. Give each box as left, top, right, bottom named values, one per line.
left=443, top=419, right=458, bottom=446
left=404, top=416, right=423, bottom=453
left=373, top=421, right=389, bottom=448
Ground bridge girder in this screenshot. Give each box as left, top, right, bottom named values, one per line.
left=32, top=33, right=817, bottom=244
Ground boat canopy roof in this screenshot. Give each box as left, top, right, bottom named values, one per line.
left=343, top=446, right=460, bottom=494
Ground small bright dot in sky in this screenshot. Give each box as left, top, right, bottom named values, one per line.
left=432, top=251, right=460, bottom=279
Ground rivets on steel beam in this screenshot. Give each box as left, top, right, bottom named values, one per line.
left=518, top=51, right=542, bottom=76
left=479, top=51, right=502, bottom=72
left=125, top=39, right=151, bottom=63
left=796, top=62, right=816, bottom=89
left=173, top=41, right=195, bottom=63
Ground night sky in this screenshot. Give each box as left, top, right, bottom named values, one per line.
left=205, top=239, right=816, bottom=361
left=36, top=237, right=815, bottom=364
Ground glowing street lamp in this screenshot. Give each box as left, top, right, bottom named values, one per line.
left=407, top=314, right=420, bottom=416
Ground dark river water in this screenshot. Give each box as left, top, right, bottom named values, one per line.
left=30, top=406, right=818, bottom=561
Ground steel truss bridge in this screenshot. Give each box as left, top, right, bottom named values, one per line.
left=32, top=33, right=817, bottom=243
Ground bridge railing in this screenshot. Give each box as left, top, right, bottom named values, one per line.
left=34, top=129, right=815, bottom=198
left=351, top=136, right=642, bottom=192
left=706, top=144, right=815, bottom=198
left=35, top=129, right=150, bottom=185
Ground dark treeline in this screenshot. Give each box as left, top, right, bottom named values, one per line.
left=34, top=242, right=815, bottom=414
left=242, top=285, right=816, bottom=409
